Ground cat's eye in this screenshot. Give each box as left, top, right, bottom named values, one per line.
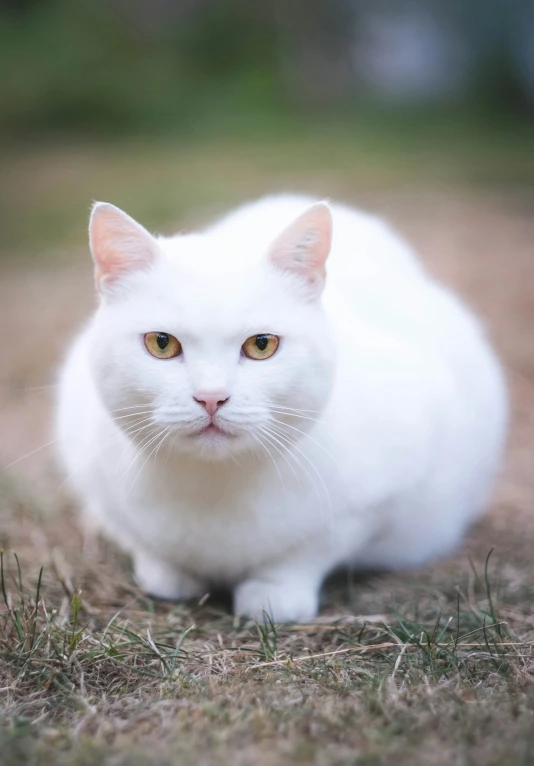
left=144, top=332, right=182, bottom=359
left=242, top=334, right=279, bottom=360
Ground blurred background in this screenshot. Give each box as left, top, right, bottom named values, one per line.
left=1, top=0, right=534, bottom=476
left=1, top=0, right=534, bottom=261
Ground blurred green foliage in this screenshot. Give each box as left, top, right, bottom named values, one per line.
left=1, top=0, right=532, bottom=139
left=0, top=0, right=286, bottom=136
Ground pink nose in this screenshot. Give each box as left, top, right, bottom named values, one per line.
left=194, top=393, right=230, bottom=417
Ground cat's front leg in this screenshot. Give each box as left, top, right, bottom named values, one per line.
left=133, top=550, right=208, bottom=602
left=234, top=570, right=322, bottom=623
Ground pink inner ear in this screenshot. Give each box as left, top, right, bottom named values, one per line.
left=89, top=202, right=157, bottom=290
left=268, top=202, right=333, bottom=280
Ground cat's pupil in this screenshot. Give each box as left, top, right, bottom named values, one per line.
left=156, top=333, right=169, bottom=350
left=255, top=335, right=269, bottom=352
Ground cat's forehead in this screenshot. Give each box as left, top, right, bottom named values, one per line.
left=160, top=236, right=271, bottom=305
left=116, top=234, right=293, bottom=336
left=158, top=232, right=266, bottom=275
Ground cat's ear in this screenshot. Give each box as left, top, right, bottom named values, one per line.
left=89, top=202, right=159, bottom=294
left=267, top=202, right=332, bottom=295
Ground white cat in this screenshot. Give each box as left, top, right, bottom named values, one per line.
left=56, top=195, right=507, bottom=622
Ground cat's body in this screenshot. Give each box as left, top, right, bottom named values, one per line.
left=56, top=195, right=507, bottom=621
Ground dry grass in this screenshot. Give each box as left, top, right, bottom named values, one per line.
left=1, top=490, right=534, bottom=766
left=1, top=134, right=534, bottom=764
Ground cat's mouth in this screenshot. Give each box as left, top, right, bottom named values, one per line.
left=195, top=423, right=235, bottom=438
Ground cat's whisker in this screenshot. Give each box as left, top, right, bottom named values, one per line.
left=229, top=406, right=322, bottom=423
left=59, top=420, right=155, bottom=490
left=131, top=424, right=166, bottom=457
left=153, top=427, right=171, bottom=467
left=92, top=417, right=157, bottom=472
left=114, top=419, right=160, bottom=469
left=269, top=402, right=324, bottom=416
left=227, top=450, right=244, bottom=468
left=261, top=423, right=334, bottom=533
left=269, top=404, right=321, bottom=414
left=107, top=403, right=153, bottom=414
left=106, top=411, right=155, bottom=443
left=256, top=428, right=301, bottom=488
left=163, top=433, right=177, bottom=471
left=118, top=427, right=161, bottom=483
left=250, top=432, right=288, bottom=497
left=125, top=427, right=170, bottom=497
left=259, top=425, right=320, bottom=502
left=262, top=426, right=322, bottom=502
left=268, top=408, right=324, bottom=424
left=267, top=421, right=332, bottom=485
left=269, top=417, right=336, bottom=461
left=116, top=416, right=157, bottom=438
left=111, top=410, right=153, bottom=422
left=271, top=409, right=324, bottom=423
left=3, top=438, right=59, bottom=470
left=17, top=384, right=57, bottom=393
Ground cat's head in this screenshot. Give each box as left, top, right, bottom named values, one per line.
left=87, top=200, right=336, bottom=460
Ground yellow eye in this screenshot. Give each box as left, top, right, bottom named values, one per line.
left=144, top=332, right=182, bottom=359
left=242, top=334, right=279, bottom=360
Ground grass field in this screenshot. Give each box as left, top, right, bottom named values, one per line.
left=1, top=123, right=534, bottom=764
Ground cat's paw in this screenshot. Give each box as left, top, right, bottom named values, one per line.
left=133, top=552, right=207, bottom=602
left=234, top=578, right=319, bottom=623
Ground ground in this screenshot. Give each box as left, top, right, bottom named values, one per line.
left=1, top=128, right=534, bottom=765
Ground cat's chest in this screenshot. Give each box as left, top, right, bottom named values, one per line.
left=126, top=467, right=337, bottom=580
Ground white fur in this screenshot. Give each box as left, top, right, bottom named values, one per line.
left=56, top=195, right=508, bottom=622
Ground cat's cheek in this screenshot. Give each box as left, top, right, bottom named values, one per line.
left=88, top=343, right=151, bottom=414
